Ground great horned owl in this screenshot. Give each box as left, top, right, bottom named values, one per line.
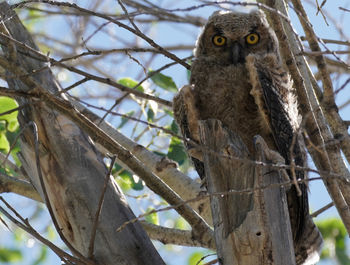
left=173, top=10, right=322, bottom=264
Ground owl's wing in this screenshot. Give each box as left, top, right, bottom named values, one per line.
left=248, top=55, right=322, bottom=263
left=257, top=68, right=308, bottom=238
left=173, top=86, right=205, bottom=179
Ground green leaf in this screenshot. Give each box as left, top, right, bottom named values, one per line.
left=13, top=228, right=25, bottom=242
left=167, top=137, right=187, bottom=165
left=28, top=8, right=41, bottom=20
left=145, top=207, right=159, bottom=225
left=164, top=108, right=174, bottom=118
left=147, top=108, right=154, bottom=122
left=5, top=130, right=21, bottom=166
left=170, top=120, right=179, bottom=134
left=0, top=97, right=19, bottom=132
left=116, top=170, right=133, bottom=191
left=114, top=163, right=123, bottom=172
left=175, top=217, right=189, bottom=230
left=115, top=166, right=144, bottom=191
left=118, top=111, right=135, bottom=129
left=31, top=246, right=47, bottom=265
left=47, top=225, right=56, bottom=241
left=0, top=248, right=23, bottom=262
left=0, top=132, right=10, bottom=152
left=149, top=70, right=177, bottom=92
left=188, top=252, right=204, bottom=265
left=317, top=218, right=350, bottom=263
left=186, top=58, right=192, bottom=82
left=0, top=121, right=5, bottom=131
left=187, top=69, right=191, bottom=82
left=117, top=77, right=144, bottom=92
left=131, top=175, right=144, bottom=191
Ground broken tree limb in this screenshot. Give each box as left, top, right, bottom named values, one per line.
left=199, top=119, right=295, bottom=265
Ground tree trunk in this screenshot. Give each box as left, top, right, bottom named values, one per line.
left=0, top=3, right=164, bottom=265
left=199, top=119, right=295, bottom=265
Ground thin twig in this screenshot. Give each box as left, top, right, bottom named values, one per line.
left=0, top=197, right=87, bottom=265
left=11, top=1, right=191, bottom=70
left=195, top=254, right=217, bottom=265
left=88, top=155, right=117, bottom=259
left=0, top=32, right=173, bottom=107
left=310, top=202, right=334, bottom=218
left=117, top=0, right=140, bottom=32
left=115, top=175, right=327, bottom=234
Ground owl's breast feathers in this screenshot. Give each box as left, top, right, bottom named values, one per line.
left=190, top=57, right=276, bottom=152
left=174, top=52, right=322, bottom=265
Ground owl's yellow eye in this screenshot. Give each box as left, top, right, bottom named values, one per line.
left=212, top=35, right=227, bottom=46
left=246, top=33, right=260, bottom=45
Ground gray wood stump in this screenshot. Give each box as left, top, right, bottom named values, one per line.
left=199, top=119, right=295, bottom=265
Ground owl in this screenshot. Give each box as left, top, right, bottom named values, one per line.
left=173, top=10, right=322, bottom=265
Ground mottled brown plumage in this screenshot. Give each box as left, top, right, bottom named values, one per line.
left=173, top=10, right=322, bottom=265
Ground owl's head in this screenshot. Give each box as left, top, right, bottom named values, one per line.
left=194, top=10, right=279, bottom=64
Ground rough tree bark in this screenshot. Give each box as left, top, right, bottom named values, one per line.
left=0, top=3, right=165, bottom=265
left=199, top=119, right=295, bottom=265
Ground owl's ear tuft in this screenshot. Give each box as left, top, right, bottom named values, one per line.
left=249, top=9, right=268, bottom=24
left=210, top=10, right=224, bottom=17
left=194, top=22, right=215, bottom=57
left=249, top=9, right=265, bottom=17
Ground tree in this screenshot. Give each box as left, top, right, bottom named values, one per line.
left=0, top=0, right=349, bottom=264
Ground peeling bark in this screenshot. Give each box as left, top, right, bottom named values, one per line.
left=0, top=3, right=165, bottom=265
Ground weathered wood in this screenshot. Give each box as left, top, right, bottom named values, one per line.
left=199, top=119, right=295, bottom=265
left=0, top=3, right=165, bottom=265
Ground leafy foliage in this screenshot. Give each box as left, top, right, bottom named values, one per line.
left=0, top=248, right=22, bottom=262
left=145, top=207, right=159, bottom=225
left=167, top=136, right=187, bottom=166
left=188, top=251, right=205, bottom=265
left=114, top=163, right=144, bottom=191
left=118, top=110, right=135, bottom=129
left=0, top=97, right=19, bottom=153
left=148, top=70, right=178, bottom=93
left=317, top=218, right=350, bottom=264
left=31, top=246, right=48, bottom=265
left=117, top=77, right=144, bottom=92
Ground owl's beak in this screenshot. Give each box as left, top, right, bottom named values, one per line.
left=231, top=42, right=244, bottom=65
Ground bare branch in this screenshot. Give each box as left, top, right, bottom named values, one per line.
left=140, top=221, right=215, bottom=249
left=0, top=172, right=42, bottom=202
left=0, top=32, right=173, bottom=107
left=11, top=0, right=191, bottom=70
left=0, top=197, right=88, bottom=265
left=310, top=202, right=334, bottom=218
left=88, top=155, right=117, bottom=259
